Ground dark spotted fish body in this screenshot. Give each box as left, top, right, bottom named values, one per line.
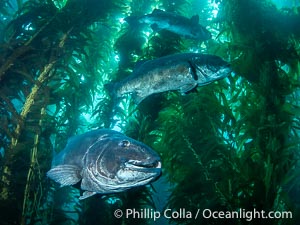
left=125, top=9, right=211, bottom=40
left=47, top=129, right=161, bottom=200
left=107, top=53, right=231, bottom=104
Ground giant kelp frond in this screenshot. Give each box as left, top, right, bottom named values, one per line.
left=1, top=0, right=300, bottom=224
left=151, top=87, right=243, bottom=225
left=218, top=0, right=300, bottom=83
left=152, top=85, right=233, bottom=181
left=148, top=1, right=300, bottom=224
left=0, top=0, right=125, bottom=224
left=153, top=75, right=299, bottom=225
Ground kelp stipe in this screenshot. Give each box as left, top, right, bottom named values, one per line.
left=148, top=1, right=300, bottom=224
left=1, top=0, right=300, bottom=224
left=0, top=0, right=125, bottom=224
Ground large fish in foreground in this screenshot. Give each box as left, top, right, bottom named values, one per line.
left=107, top=53, right=231, bottom=104
left=47, top=129, right=161, bottom=200
left=125, top=9, right=211, bottom=40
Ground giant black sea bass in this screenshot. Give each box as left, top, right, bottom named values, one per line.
left=125, top=9, right=211, bottom=40
left=107, top=53, right=232, bottom=104
left=47, top=129, right=162, bottom=200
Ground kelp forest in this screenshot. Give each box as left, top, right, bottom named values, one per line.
left=0, top=0, right=300, bottom=224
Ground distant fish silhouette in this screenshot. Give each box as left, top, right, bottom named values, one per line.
left=125, top=9, right=211, bottom=40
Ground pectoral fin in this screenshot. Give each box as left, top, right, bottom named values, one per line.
left=79, top=191, right=97, bottom=200
left=132, top=92, right=146, bottom=104
left=47, top=164, right=82, bottom=187
left=179, top=83, right=197, bottom=94
left=150, top=23, right=160, bottom=32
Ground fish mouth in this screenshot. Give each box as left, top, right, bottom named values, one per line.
left=223, top=65, right=232, bottom=73
left=125, top=159, right=162, bottom=173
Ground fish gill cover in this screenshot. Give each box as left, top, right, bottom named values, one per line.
left=0, top=0, right=300, bottom=225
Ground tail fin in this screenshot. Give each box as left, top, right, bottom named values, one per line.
left=104, top=82, right=124, bottom=117
left=104, top=82, right=117, bottom=102
left=105, top=81, right=124, bottom=108
left=124, top=15, right=140, bottom=26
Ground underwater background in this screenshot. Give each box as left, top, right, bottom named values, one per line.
left=1, top=0, right=300, bottom=224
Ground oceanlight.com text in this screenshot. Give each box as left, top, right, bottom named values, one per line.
left=199, top=208, right=292, bottom=221
left=113, top=208, right=293, bottom=221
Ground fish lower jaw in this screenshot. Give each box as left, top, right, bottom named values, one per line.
left=115, top=169, right=160, bottom=186
left=125, top=160, right=161, bottom=170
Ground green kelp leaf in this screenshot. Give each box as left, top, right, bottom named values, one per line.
left=282, top=102, right=300, bottom=116
left=52, top=0, right=68, bottom=10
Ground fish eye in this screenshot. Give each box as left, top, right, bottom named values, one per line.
left=119, top=140, right=130, bottom=148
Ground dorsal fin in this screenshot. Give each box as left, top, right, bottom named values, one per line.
left=152, top=9, right=164, bottom=14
